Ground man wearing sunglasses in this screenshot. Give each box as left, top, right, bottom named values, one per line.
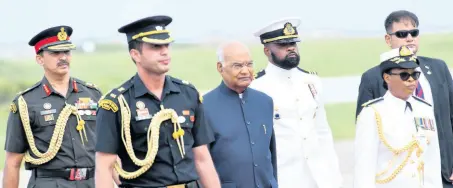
left=354, top=46, right=442, bottom=188
left=355, top=10, right=453, bottom=187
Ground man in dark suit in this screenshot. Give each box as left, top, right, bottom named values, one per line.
left=203, top=41, right=278, bottom=188
left=356, top=10, right=453, bottom=187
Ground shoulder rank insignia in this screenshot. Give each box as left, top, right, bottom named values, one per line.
left=297, top=67, right=317, bottom=75
left=98, top=99, right=118, bottom=112
left=308, top=71, right=318, bottom=75
left=254, top=69, right=266, bottom=79
left=10, top=102, right=17, bottom=113
left=85, top=82, right=99, bottom=90
left=182, top=80, right=190, bottom=85
left=413, top=96, right=432, bottom=106
left=361, top=97, right=384, bottom=107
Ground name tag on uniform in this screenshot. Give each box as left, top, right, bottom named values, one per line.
left=135, top=114, right=152, bottom=121
left=40, top=109, right=56, bottom=115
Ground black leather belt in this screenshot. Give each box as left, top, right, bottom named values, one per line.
left=33, top=167, right=95, bottom=181
left=120, top=180, right=199, bottom=188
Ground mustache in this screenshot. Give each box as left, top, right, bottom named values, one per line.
left=57, top=60, right=69, bottom=66
left=287, top=52, right=298, bottom=57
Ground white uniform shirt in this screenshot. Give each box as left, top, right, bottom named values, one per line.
left=354, top=91, right=442, bottom=188
left=249, top=63, right=343, bottom=188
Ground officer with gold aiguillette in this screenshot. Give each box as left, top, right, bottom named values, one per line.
left=94, top=15, right=221, bottom=188
left=353, top=46, right=442, bottom=188
left=2, top=26, right=102, bottom=188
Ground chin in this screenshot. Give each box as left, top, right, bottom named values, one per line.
left=55, top=70, right=70, bottom=76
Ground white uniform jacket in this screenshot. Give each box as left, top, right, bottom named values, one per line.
left=249, top=63, right=343, bottom=188
left=354, top=91, right=442, bottom=188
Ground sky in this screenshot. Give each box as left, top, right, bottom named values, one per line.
left=1, top=0, right=452, bottom=47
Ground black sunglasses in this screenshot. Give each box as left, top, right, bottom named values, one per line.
left=388, top=71, right=421, bottom=81
left=389, top=29, right=419, bottom=38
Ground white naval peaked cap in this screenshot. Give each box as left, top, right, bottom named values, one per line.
left=379, top=45, right=414, bottom=63
left=253, top=17, right=302, bottom=44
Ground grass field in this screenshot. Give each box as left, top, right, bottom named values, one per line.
left=0, top=33, right=452, bottom=169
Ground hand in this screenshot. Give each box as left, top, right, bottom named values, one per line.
left=450, top=172, right=453, bottom=184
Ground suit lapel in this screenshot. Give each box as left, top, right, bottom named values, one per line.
left=419, top=58, right=438, bottom=106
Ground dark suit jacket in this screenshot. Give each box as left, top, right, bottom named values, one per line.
left=203, top=81, right=278, bottom=188
left=355, top=56, right=453, bottom=185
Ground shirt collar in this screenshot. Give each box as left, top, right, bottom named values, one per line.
left=219, top=81, right=249, bottom=99
left=41, top=76, right=81, bottom=98
left=264, top=62, right=298, bottom=79
left=133, top=74, right=180, bottom=98
left=384, top=91, right=415, bottom=112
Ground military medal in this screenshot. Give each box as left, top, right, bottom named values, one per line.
left=178, top=116, right=186, bottom=123
left=43, top=103, right=52, bottom=110
left=135, top=101, right=152, bottom=121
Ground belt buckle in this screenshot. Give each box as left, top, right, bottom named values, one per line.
left=70, top=168, right=87, bottom=181
left=167, top=184, right=185, bottom=188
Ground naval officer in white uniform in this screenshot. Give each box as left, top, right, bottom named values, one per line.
left=250, top=17, right=343, bottom=188
left=354, top=46, right=442, bottom=188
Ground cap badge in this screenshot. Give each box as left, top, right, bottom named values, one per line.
left=57, top=27, right=68, bottom=41
left=283, top=22, right=295, bottom=36
left=399, top=46, right=412, bottom=56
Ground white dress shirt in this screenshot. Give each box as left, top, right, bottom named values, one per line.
left=414, top=67, right=434, bottom=107
left=354, top=91, right=442, bottom=188
left=250, top=63, right=343, bottom=188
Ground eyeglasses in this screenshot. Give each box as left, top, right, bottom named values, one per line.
left=388, top=71, right=421, bottom=81
left=389, top=29, right=419, bottom=39
left=231, top=62, right=254, bottom=71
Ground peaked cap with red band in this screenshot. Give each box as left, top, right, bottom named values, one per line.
left=28, top=25, right=76, bottom=54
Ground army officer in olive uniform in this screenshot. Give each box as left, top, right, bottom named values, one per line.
left=3, top=26, right=102, bottom=188
left=94, top=15, right=221, bottom=188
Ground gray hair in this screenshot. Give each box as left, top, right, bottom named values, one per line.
left=216, top=40, right=250, bottom=64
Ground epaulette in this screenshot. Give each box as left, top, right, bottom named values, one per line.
left=361, top=97, right=384, bottom=107
left=98, top=79, right=133, bottom=113
left=297, top=67, right=317, bottom=75
left=413, top=96, right=432, bottom=107
left=112, top=79, right=134, bottom=96
left=74, top=78, right=101, bottom=92
left=254, top=69, right=266, bottom=79
left=171, top=77, right=197, bottom=90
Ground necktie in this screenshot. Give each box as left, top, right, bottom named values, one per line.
left=406, top=101, right=413, bottom=112
left=415, top=82, right=424, bottom=99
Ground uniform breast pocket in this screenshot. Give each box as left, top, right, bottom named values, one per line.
left=33, top=109, right=59, bottom=143
left=180, top=115, right=194, bottom=146
left=81, top=115, right=96, bottom=127
left=130, top=119, right=167, bottom=151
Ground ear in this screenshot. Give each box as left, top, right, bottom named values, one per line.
left=130, top=49, right=141, bottom=63
left=217, top=62, right=223, bottom=73
left=385, top=34, right=392, bottom=48
left=383, top=73, right=391, bottom=85
left=264, top=46, right=271, bottom=57
left=36, top=54, right=44, bottom=66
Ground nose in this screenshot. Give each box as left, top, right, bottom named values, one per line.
left=406, top=34, right=414, bottom=41
left=60, top=53, right=68, bottom=60
left=160, top=45, right=169, bottom=55
left=287, top=45, right=296, bottom=52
